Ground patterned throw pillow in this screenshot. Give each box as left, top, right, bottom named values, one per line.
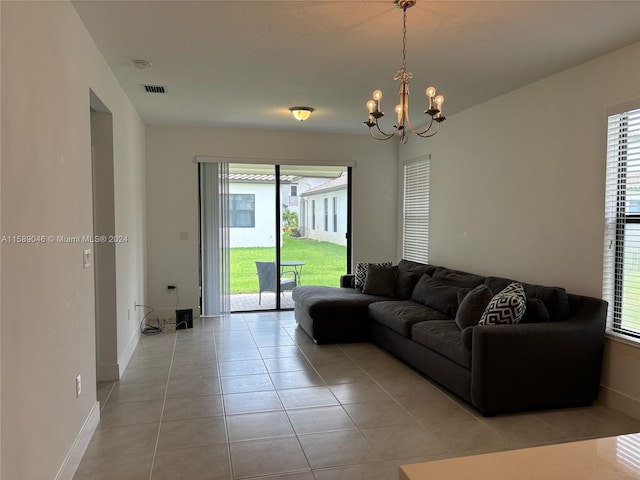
left=354, top=262, right=392, bottom=291
left=479, top=282, right=526, bottom=326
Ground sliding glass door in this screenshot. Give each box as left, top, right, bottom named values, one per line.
left=200, top=162, right=351, bottom=314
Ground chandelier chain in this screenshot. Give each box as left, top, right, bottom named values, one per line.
left=401, top=7, right=407, bottom=73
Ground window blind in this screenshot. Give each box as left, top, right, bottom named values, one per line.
left=403, top=160, right=430, bottom=263
left=603, top=105, right=640, bottom=341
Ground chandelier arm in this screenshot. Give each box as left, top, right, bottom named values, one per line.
left=368, top=122, right=396, bottom=140
left=414, top=120, right=441, bottom=138
left=407, top=114, right=435, bottom=136
left=368, top=128, right=397, bottom=141
left=374, top=121, right=397, bottom=139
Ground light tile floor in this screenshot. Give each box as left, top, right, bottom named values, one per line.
left=78, top=311, right=640, bottom=480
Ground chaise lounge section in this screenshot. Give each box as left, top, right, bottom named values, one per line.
left=292, top=260, right=607, bottom=416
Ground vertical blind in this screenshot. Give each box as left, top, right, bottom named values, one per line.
left=200, top=162, right=231, bottom=316
left=403, top=159, right=430, bottom=263
left=603, top=105, right=640, bottom=341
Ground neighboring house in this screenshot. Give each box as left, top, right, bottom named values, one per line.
left=228, top=173, right=341, bottom=247
left=300, top=172, right=348, bottom=246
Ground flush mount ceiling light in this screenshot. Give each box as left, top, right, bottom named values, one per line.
left=289, top=106, right=315, bottom=122
left=364, top=0, right=446, bottom=143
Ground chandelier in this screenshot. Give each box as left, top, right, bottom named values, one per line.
left=364, top=0, right=446, bottom=143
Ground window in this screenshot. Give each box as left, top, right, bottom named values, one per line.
left=324, top=198, right=329, bottom=231
left=603, top=105, right=640, bottom=341
left=403, top=159, right=430, bottom=263
left=312, top=200, right=316, bottom=230
left=290, top=185, right=298, bottom=197
left=333, top=196, right=338, bottom=233
left=228, top=194, right=255, bottom=228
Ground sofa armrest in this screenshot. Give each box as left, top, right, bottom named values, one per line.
left=470, top=296, right=607, bottom=415
left=340, top=274, right=355, bottom=289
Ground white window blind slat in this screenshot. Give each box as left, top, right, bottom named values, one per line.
left=603, top=105, right=640, bottom=342
left=403, top=160, right=429, bottom=263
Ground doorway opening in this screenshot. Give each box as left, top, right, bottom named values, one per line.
left=90, top=91, right=118, bottom=405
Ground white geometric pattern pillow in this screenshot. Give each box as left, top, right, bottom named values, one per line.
left=479, top=282, right=527, bottom=326
left=354, top=261, right=392, bottom=291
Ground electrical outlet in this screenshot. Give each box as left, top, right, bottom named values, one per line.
left=76, top=374, right=82, bottom=398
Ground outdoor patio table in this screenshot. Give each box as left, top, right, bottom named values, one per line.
left=281, top=261, right=305, bottom=285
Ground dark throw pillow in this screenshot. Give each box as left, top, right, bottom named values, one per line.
left=362, top=264, right=398, bottom=297
left=455, top=284, right=494, bottom=330
left=354, top=261, right=392, bottom=291
left=411, top=275, right=467, bottom=317
left=479, top=282, right=527, bottom=326
left=520, top=298, right=551, bottom=324
left=396, top=271, right=421, bottom=300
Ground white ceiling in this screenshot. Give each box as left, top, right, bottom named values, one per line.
left=72, top=0, right=640, bottom=135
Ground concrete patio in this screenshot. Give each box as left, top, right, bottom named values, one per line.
left=230, top=291, right=294, bottom=312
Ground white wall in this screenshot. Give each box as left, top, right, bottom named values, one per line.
left=399, top=41, right=640, bottom=418
left=303, top=189, right=348, bottom=245
left=1, top=2, right=146, bottom=478
left=146, top=127, right=398, bottom=316
left=229, top=183, right=276, bottom=248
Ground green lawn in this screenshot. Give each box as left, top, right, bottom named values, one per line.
left=230, top=235, right=347, bottom=293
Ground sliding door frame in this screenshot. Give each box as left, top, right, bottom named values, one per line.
left=197, top=156, right=355, bottom=313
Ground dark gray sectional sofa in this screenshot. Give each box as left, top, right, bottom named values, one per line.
left=292, top=260, right=607, bottom=416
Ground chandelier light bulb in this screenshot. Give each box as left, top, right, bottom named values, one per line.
left=367, top=100, right=377, bottom=113
left=426, top=86, right=436, bottom=98
left=435, top=95, right=444, bottom=108
left=373, top=90, right=383, bottom=101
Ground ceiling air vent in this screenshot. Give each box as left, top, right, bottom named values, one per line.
left=142, top=85, right=167, bottom=94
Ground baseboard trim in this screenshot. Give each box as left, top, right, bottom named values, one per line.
left=118, top=326, right=141, bottom=377
left=599, top=385, right=640, bottom=421
left=55, top=401, right=100, bottom=480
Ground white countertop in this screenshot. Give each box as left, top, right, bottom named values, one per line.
left=400, top=433, right=640, bottom=480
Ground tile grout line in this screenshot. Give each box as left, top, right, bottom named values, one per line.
left=215, top=313, right=238, bottom=479
left=147, top=330, right=178, bottom=480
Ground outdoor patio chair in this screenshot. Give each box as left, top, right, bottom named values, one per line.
left=255, top=261, right=297, bottom=304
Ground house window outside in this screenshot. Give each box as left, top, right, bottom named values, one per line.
left=603, top=105, right=640, bottom=342
left=324, top=198, right=329, bottom=231
left=333, top=196, right=338, bottom=233
left=403, top=159, right=430, bottom=263
left=291, top=185, right=297, bottom=197
left=312, top=200, right=316, bottom=230
left=228, top=194, right=255, bottom=228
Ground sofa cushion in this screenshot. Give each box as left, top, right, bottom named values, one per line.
left=411, top=275, right=466, bottom=317
left=369, top=301, right=449, bottom=337
left=484, top=276, right=569, bottom=321
left=433, top=267, right=486, bottom=288
left=363, top=264, right=398, bottom=297
left=520, top=297, right=551, bottom=324
left=479, top=282, right=527, bottom=326
left=455, top=284, right=494, bottom=330
left=292, top=285, right=388, bottom=321
left=411, top=320, right=471, bottom=369
left=398, top=259, right=437, bottom=277
left=355, top=261, right=392, bottom=291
